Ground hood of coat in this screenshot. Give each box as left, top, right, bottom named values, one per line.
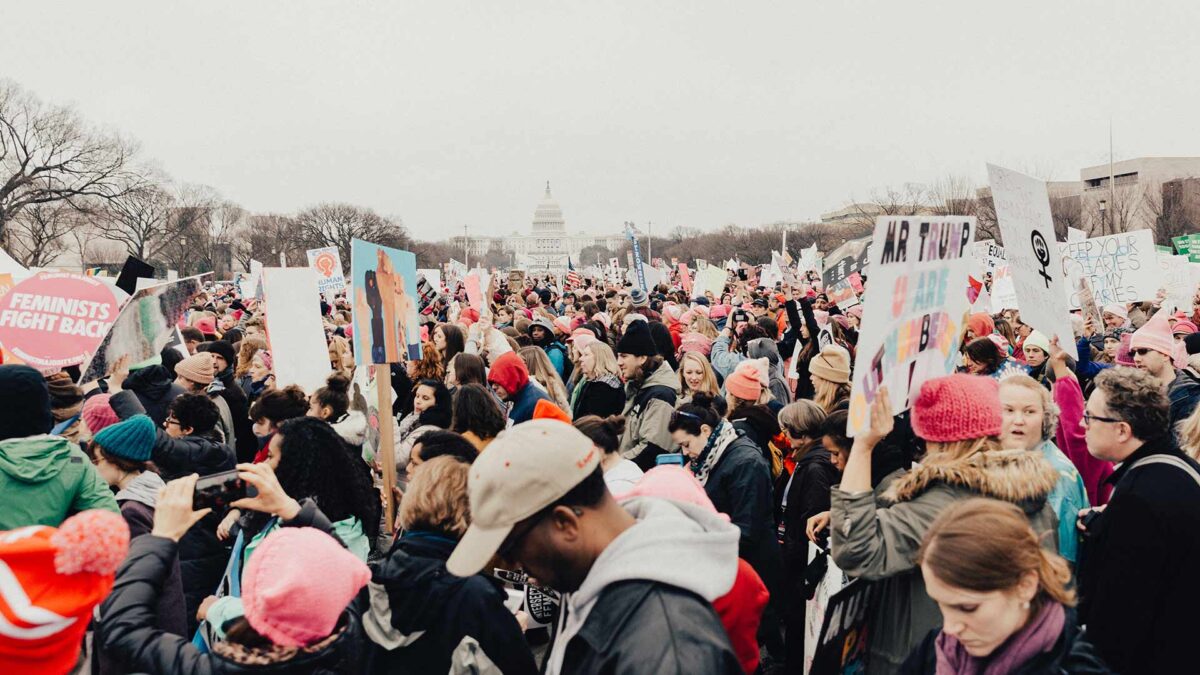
left=884, top=448, right=1059, bottom=510
left=123, top=365, right=174, bottom=397
left=332, top=410, right=368, bottom=446
left=488, top=352, right=529, bottom=394
left=0, top=435, right=74, bottom=482
left=629, top=359, right=681, bottom=395
left=116, top=471, right=165, bottom=508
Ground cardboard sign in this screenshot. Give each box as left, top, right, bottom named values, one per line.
left=350, top=239, right=422, bottom=365
left=306, top=246, right=346, bottom=294
left=1077, top=276, right=1103, bottom=330
left=810, top=580, right=877, bottom=674
left=79, top=275, right=207, bottom=383
left=1061, top=229, right=1158, bottom=309
left=0, top=272, right=119, bottom=370
left=262, top=267, right=332, bottom=393
left=987, top=164, right=1076, bottom=358
left=990, top=265, right=1019, bottom=312
left=799, top=244, right=822, bottom=274
left=847, top=216, right=975, bottom=436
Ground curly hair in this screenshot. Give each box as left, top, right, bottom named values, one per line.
left=451, top=384, right=506, bottom=440
left=249, top=385, right=309, bottom=426
left=1093, top=367, right=1170, bottom=441
left=274, top=417, right=380, bottom=540
left=170, top=394, right=220, bottom=435
left=411, top=342, right=445, bottom=381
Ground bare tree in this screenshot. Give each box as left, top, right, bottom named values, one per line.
left=95, top=178, right=178, bottom=262
left=295, top=203, right=410, bottom=271
left=0, top=80, right=138, bottom=239
left=233, top=213, right=306, bottom=271
left=1083, top=182, right=1157, bottom=237
left=5, top=201, right=78, bottom=267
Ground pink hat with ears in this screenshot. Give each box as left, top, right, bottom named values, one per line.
left=617, top=465, right=729, bottom=521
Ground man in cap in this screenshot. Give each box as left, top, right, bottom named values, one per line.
left=447, top=420, right=742, bottom=674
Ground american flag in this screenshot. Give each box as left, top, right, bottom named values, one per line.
left=565, top=257, right=581, bottom=289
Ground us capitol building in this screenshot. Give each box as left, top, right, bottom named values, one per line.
left=453, top=182, right=627, bottom=272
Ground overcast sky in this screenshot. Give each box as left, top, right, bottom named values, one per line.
left=4, top=1, right=1199, bottom=241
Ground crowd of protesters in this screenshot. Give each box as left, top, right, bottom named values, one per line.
left=3, top=263, right=1199, bottom=675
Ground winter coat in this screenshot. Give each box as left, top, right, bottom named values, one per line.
left=780, top=446, right=839, bottom=574
left=0, top=434, right=118, bottom=529
left=1053, top=376, right=1112, bottom=505
left=780, top=298, right=820, bottom=401
left=618, top=359, right=679, bottom=469
left=709, top=335, right=744, bottom=380
left=212, top=373, right=257, bottom=464
left=570, top=375, right=624, bottom=419
left=1077, top=437, right=1200, bottom=674
left=702, top=430, right=784, bottom=603
left=546, top=498, right=743, bottom=675
left=354, top=531, right=538, bottom=675
left=507, top=383, right=551, bottom=425
left=830, top=449, right=1060, bottom=674
left=120, top=365, right=186, bottom=428
left=331, top=410, right=368, bottom=448
left=98, top=535, right=365, bottom=674
left=1167, top=368, right=1200, bottom=429
left=541, top=341, right=572, bottom=383
left=898, top=607, right=1113, bottom=674
left=1035, top=440, right=1089, bottom=564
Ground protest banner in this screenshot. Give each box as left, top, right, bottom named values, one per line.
left=507, top=269, right=526, bottom=293
left=115, top=256, right=156, bottom=296
left=79, top=275, right=207, bottom=383
left=306, top=246, right=346, bottom=294
left=1159, top=252, right=1193, bottom=313
left=822, top=236, right=872, bottom=288
left=678, top=263, right=693, bottom=294
left=1067, top=227, right=1088, bottom=243
left=847, top=216, right=975, bottom=436
left=1060, top=229, right=1158, bottom=309
left=625, top=223, right=648, bottom=291
left=809, top=579, right=877, bottom=674
left=989, top=265, right=1019, bottom=312
left=987, top=164, right=1076, bottom=358
left=262, top=267, right=332, bottom=394
left=0, top=272, right=119, bottom=370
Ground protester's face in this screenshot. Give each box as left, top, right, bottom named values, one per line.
left=1132, top=347, right=1170, bottom=376
left=580, top=346, right=596, bottom=375
left=822, top=436, right=848, bottom=472
left=616, top=353, right=646, bottom=381
left=1103, top=337, right=1119, bottom=357
left=962, top=353, right=984, bottom=375
left=922, top=564, right=1037, bottom=658
left=266, top=433, right=284, bottom=469
left=672, top=426, right=711, bottom=459
left=497, top=308, right=511, bottom=323
left=999, top=384, right=1043, bottom=451
left=307, top=396, right=331, bottom=420
left=213, top=355, right=229, bottom=372
left=185, top=339, right=200, bottom=355
left=682, top=360, right=705, bottom=392
left=1083, top=389, right=1128, bottom=461
left=164, top=414, right=188, bottom=439
left=503, top=507, right=587, bottom=593
left=433, top=328, right=446, bottom=351
left=491, top=382, right=510, bottom=400
left=413, top=384, right=437, bottom=413
left=1103, top=312, right=1123, bottom=329
left=249, top=356, right=269, bottom=381
left=219, top=316, right=236, bottom=332
left=1024, top=346, right=1046, bottom=368
left=445, top=359, right=458, bottom=386
left=91, top=454, right=123, bottom=486
left=1174, top=331, right=1190, bottom=344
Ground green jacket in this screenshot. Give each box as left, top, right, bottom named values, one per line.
left=0, top=434, right=119, bottom=529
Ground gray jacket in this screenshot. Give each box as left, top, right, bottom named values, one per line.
left=831, top=448, right=1060, bottom=674
left=618, top=360, right=679, bottom=465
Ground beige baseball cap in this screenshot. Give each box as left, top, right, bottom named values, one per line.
left=446, top=419, right=601, bottom=577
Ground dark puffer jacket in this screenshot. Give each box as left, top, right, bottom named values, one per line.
left=120, top=365, right=186, bottom=428
left=354, top=531, right=537, bottom=674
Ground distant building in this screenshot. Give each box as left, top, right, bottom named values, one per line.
left=1079, top=157, right=1200, bottom=233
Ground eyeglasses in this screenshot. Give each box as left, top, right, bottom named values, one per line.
left=164, top=417, right=182, bottom=428
left=1082, top=413, right=1123, bottom=426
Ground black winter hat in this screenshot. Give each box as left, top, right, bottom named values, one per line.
left=1185, top=332, right=1200, bottom=356
left=616, top=320, right=658, bottom=357
left=0, top=365, right=53, bottom=440
left=204, top=340, right=237, bottom=369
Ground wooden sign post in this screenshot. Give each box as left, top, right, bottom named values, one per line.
left=376, top=366, right=397, bottom=532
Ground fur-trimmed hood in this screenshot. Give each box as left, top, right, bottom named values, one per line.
left=883, top=448, right=1059, bottom=511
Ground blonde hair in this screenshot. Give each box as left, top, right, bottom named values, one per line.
left=924, top=436, right=1002, bottom=465
left=678, top=352, right=719, bottom=398
left=691, top=316, right=719, bottom=339
left=399, top=456, right=471, bottom=537
left=1180, top=403, right=1200, bottom=460
left=998, top=374, right=1058, bottom=441
left=919, top=498, right=1075, bottom=610
left=812, top=375, right=851, bottom=414
left=519, top=346, right=570, bottom=411
left=584, top=342, right=620, bottom=380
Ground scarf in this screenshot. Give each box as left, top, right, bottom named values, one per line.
left=690, top=420, right=740, bottom=486
left=935, top=601, right=1065, bottom=675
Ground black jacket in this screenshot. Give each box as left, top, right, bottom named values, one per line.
left=353, top=531, right=537, bottom=675
left=558, top=579, right=742, bottom=675
left=898, top=608, right=1113, bottom=674
left=781, top=447, right=839, bottom=573
left=121, top=365, right=186, bottom=428
left=98, top=535, right=365, bottom=674
left=570, top=377, right=625, bottom=420
left=1077, top=437, right=1200, bottom=674
left=704, top=432, right=783, bottom=597
left=214, top=370, right=257, bottom=463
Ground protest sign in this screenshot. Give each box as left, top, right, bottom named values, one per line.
left=0, top=248, right=27, bottom=277
left=1174, top=235, right=1190, bottom=255
left=262, top=268, right=332, bottom=393
left=822, top=236, right=872, bottom=288
left=115, top=256, right=156, bottom=296
left=417, top=269, right=442, bottom=291
left=804, top=545, right=848, bottom=675
left=987, top=164, right=1076, bottom=358
left=692, top=266, right=727, bottom=300
left=1060, top=229, right=1158, bottom=309
left=79, top=275, right=207, bottom=383
left=241, top=260, right=264, bottom=299
left=625, top=223, right=648, bottom=291
left=306, top=246, right=346, bottom=294
left=351, top=239, right=422, bottom=365
left=507, top=269, right=525, bottom=293
left=847, top=216, right=975, bottom=436
left=678, top=263, right=693, bottom=294
left=799, top=244, right=821, bottom=274
left=1067, top=227, right=1088, bottom=243
left=825, top=276, right=859, bottom=309
left=1077, top=276, right=1103, bottom=330
left=809, top=579, right=877, bottom=675
left=989, top=265, right=1019, bottom=312
left=0, top=272, right=119, bottom=370
left=971, top=240, right=1007, bottom=273
left=1189, top=233, right=1200, bottom=263
left=1159, top=252, right=1193, bottom=313
left=465, top=272, right=484, bottom=311
left=607, top=258, right=622, bottom=285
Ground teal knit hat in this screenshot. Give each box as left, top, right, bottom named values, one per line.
left=93, top=414, right=156, bottom=462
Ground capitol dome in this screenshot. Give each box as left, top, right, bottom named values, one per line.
left=532, top=181, right=566, bottom=234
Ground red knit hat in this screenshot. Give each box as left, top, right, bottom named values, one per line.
left=0, top=511, right=129, bottom=674
left=487, top=351, right=529, bottom=395
left=911, top=374, right=1001, bottom=442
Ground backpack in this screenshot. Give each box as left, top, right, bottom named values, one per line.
left=545, top=341, right=573, bottom=383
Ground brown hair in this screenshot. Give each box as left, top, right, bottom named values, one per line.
left=399, top=456, right=471, bottom=537
left=918, top=498, right=1074, bottom=611
left=235, top=336, right=268, bottom=377
left=411, top=342, right=445, bottom=382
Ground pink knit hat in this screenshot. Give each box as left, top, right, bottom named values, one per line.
left=617, top=466, right=729, bottom=522
left=1130, top=309, right=1175, bottom=358
left=726, top=358, right=768, bottom=401
left=82, top=394, right=120, bottom=434
left=1173, top=320, right=1198, bottom=336
left=709, top=305, right=729, bottom=321
left=680, top=331, right=714, bottom=356
left=242, top=527, right=370, bottom=647
left=911, top=374, right=1002, bottom=443
left=1115, top=333, right=1136, bottom=366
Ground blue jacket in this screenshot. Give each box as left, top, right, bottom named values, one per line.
left=508, top=382, right=551, bottom=424
left=1036, top=440, right=1089, bottom=564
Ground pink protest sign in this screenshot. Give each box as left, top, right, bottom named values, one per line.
left=679, top=264, right=692, bottom=293
left=0, top=272, right=119, bottom=369
left=465, top=274, right=483, bottom=311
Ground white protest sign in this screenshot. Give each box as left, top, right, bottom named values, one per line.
left=306, top=246, right=346, bottom=294
left=262, top=267, right=332, bottom=393
left=847, top=216, right=975, bottom=436
left=989, top=265, right=1019, bottom=312
left=799, top=244, right=821, bottom=273
left=1060, top=229, right=1157, bottom=310
left=1160, top=253, right=1193, bottom=313
left=971, top=240, right=1007, bottom=273
left=417, top=269, right=442, bottom=291
left=987, top=164, right=1076, bottom=358
left=1067, top=227, right=1087, bottom=243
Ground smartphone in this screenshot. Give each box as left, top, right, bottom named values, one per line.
left=193, top=470, right=255, bottom=512
left=656, top=452, right=685, bottom=467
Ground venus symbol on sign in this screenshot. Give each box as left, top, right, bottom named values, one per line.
left=1030, top=230, right=1052, bottom=288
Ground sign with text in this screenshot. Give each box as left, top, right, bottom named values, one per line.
left=1060, top=229, right=1157, bottom=310
left=987, top=164, right=1076, bottom=358
left=847, top=216, right=975, bottom=436
left=306, top=246, right=346, bottom=294
left=0, top=273, right=119, bottom=370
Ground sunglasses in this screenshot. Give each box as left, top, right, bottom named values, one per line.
left=1131, top=348, right=1154, bottom=356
